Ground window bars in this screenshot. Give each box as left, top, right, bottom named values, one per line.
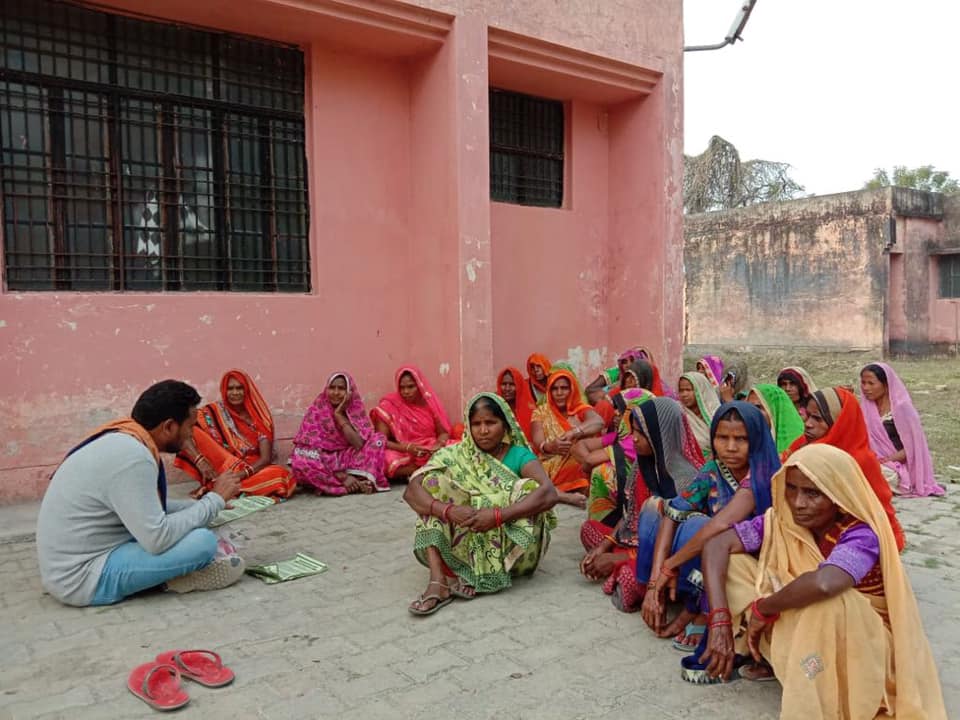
left=489, top=89, right=564, bottom=208
left=0, top=0, right=310, bottom=291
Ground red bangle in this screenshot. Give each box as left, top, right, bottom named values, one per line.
left=707, top=607, right=732, bottom=624
left=442, top=503, right=453, bottom=522
left=708, top=620, right=732, bottom=630
left=751, top=598, right=780, bottom=624
left=494, top=507, right=503, bottom=527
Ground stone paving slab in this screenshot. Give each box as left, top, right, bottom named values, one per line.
left=0, top=484, right=957, bottom=720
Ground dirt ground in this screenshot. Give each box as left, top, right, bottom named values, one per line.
left=684, top=348, right=960, bottom=483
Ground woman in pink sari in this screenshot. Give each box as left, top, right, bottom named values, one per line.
left=291, top=372, right=389, bottom=495
left=372, top=366, right=456, bottom=479
left=860, top=362, right=944, bottom=498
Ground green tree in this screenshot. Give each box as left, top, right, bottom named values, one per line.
left=864, top=165, right=959, bottom=194
left=683, top=135, right=804, bottom=214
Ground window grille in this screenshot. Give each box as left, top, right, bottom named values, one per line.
left=0, top=0, right=310, bottom=291
left=489, top=89, right=564, bottom=208
left=939, top=253, right=960, bottom=299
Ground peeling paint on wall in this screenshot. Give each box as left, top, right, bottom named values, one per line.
left=198, top=315, right=214, bottom=325
left=439, top=362, right=451, bottom=377
left=58, top=320, right=77, bottom=331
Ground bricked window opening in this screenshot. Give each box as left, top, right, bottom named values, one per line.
left=489, top=89, right=564, bottom=208
left=0, top=0, right=310, bottom=292
left=939, top=253, right=960, bottom=299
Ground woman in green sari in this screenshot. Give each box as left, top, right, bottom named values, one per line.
left=747, top=383, right=805, bottom=454
left=403, top=393, right=559, bottom=615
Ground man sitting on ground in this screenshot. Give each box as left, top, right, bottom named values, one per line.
left=37, top=380, right=244, bottom=607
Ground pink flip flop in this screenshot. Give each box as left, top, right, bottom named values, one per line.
left=155, top=649, right=235, bottom=688
left=127, top=662, right=190, bottom=711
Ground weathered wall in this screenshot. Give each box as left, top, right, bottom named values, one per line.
left=0, top=0, right=684, bottom=502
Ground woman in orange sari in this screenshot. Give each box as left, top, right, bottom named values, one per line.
left=531, top=368, right=604, bottom=507
left=497, top=366, right=536, bottom=443
left=526, top=353, right=552, bottom=405
left=175, top=369, right=296, bottom=499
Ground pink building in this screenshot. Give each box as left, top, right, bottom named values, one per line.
left=0, top=0, right=684, bottom=503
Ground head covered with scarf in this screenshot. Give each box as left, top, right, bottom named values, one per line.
left=710, top=400, right=781, bottom=515
left=629, top=397, right=705, bottom=499
left=750, top=383, right=805, bottom=453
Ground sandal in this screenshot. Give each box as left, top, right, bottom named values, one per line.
left=408, top=582, right=453, bottom=616
left=447, top=578, right=476, bottom=600
left=127, top=662, right=190, bottom=711
left=155, top=649, right=234, bottom=688
left=672, top=623, right=706, bottom=653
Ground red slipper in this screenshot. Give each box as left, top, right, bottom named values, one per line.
left=155, top=649, right=235, bottom=688
left=127, top=662, right=190, bottom=711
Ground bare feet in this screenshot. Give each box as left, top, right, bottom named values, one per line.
left=558, top=491, right=587, bottom=509
left=658, top=607, right=696, bottom=639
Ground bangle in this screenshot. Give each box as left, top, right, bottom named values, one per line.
left=707, top=607, right=732, bottom=624
left=194, top=454, right=208, bottom=466
left=494, top=507, right=503, bottom=527
left=751, top=598, right=780, bottom=624
left=708, top=620, right=733, bottom=630
left=539, top=441, right=548, bottom=454
left=442, top=503, right=453, bottom=522
left=603, top=534, right=617, bottom=545
left=659, top=565, right=678, bottom=579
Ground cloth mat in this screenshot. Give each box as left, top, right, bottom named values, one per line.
left=245, top=553, right=328, bottom=584
left=209, top=495, right=276, bottom=527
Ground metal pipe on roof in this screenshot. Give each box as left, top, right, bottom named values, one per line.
left=684, top=0, right=758, bottom=52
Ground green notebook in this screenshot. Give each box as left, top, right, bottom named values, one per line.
left=245, top=553, right=328, bottom=584
left=209, top=495, right=276, bottom=527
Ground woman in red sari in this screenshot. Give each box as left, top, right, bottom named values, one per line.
left=372, top=366, right=457, bottom=480
left=176, top=369, right=296, bottom=499
left=531, top=368, right=604, bottom=507
left=526, top=353, right=552, bottom=405
left=497, top=366, right=536, bottom=443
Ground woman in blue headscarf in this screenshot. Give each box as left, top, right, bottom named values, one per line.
left=634, top=402, right=781, bottom=649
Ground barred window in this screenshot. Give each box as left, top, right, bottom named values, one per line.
left=489, top=89, right=564, bottom=208
left=939, top=254, right=960, bottom=298
left=0, top=0, right=310, bottom=292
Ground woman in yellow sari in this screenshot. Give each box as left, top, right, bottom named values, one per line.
left=692, top=445, right=946, bottom=719
left=531, top=368, right=604, bottom=508
left=175, top=369, right=295, bottom=499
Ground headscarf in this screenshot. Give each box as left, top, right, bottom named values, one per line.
left=294, top=371, right=376, bottom=453
left=617, top=347, right=647, bottom=365
left=679, top=371, right=721, bottom=455
left=859, top=362, right=943, bottom=497
left=526, top=353, right=552, bottom=399
left=543, top=368, right=592, bottom=432
left=710, top=401, right=780, bottom=515
left=751, top=384, right=805, bottom=454
left=777, top=366, right=818, bottom=402
left=721, top=360, right=749, bottom=399
left=220, top=369, right=275, bottom=440
left=758, top=445, right=946, bottom=720
left=784, top=387, right=905, bottom=551
left=497, top=366, right=536, bottom=441
left=373, top=365, right=453, bottom=442
left=626, top=359, right=654, bottom=392
left=629, top=397, right=704, bottom=498
left=697, top=355, right=725, bottom=388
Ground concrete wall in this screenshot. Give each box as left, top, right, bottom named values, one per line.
left=0, top=0, right=684, bottom=502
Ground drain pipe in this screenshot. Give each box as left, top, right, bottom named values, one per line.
left=684, top=0, right=758, bottom=52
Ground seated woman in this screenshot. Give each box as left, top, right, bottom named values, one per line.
left=403, top=393, right=559, bottom=615
left=531, top=369, right=605, bottom=507
left=696, top=355, right=724, bottom=389
left=575, top=358, right=653, bottom=458
left=860, top=362, right=944, bottom=497
left=584, top=347, right=646, bottom=404
left=784, top=387, right=905, bottom=550
left=176, top=369, right=295, bottom=499
left=677, top=371, right=721, bottom=460
left=525, top=353, right=552, bottom=405
left=580, top=398, right=704, bottom=611
left=717, top=360, right=749, bottom=403
left=637, top=403, right=779, bottom=648
left=746, top=384, right=805, bottom=454
left=291, top=372, right=389, bottom=495
left=496, top=366, right=536, bottom=443
left=692, top=445, right=946, bottom=720
left=372, top=366, right=456, bottom=480
left=777, top=366, right=817, bottom=418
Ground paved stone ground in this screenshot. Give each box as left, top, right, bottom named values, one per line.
left=1, top=483, right=957, bottom=720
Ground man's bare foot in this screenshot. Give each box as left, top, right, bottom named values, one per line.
left=558, top=491, right=587, bottom=509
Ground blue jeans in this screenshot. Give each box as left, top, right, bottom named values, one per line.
left=91, top=528, right=218, bottom=605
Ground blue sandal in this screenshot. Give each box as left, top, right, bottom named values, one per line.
left=672, top=622, right=706, bottom=653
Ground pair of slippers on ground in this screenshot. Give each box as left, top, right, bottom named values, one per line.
left=127, top=649, right=234, bottom=711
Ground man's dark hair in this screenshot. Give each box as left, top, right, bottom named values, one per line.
left=131, top=380, right=201, bottom=429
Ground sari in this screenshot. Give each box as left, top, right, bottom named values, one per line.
left=497, top=366, right=536, bottom=443
left=785, top=387, right=905, bottom=551
left=697, top=355, right=724, bottom=388
left=751, top=384, right=805, bottom=454
left=531, top=369, right=595, bottom=493
left=372, top=365, right=455, bottom=479
left=412, top=393, right=557, bottom=593
left=860, top=362, right=944, bottom=498
left=174, top=369, right=295, bottom=499
left=291, top=372, right=388, bottom=495
left=526, top=353, right=552, bottom=404
left=679, top=371, right=721, bottom=460
left=722, top=360, right=750, bottom=400
left=582, top=398, right=705, bottom=607
left=714, top=445, right=946, bottom=719
left=634, top=401, right=780, bottom=606
left=778, top=366, right=818, bottom=417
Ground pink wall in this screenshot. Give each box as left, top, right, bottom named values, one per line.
left=0, top=0, right=683, bottom=503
